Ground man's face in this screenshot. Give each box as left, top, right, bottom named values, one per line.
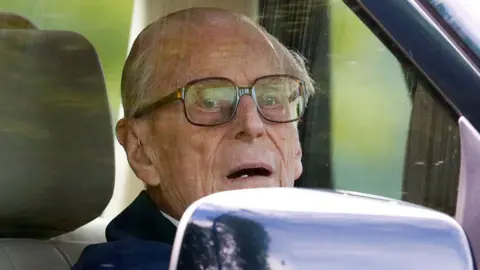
left=127, top=19, right=303, bottom=218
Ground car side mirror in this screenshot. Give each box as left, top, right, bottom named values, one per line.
left=169, top=188, right=474, bottom=270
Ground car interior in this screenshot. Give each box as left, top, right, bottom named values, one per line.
left=0, top=0, right=471, bottom=267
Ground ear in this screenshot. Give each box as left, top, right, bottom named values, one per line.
left=116, top=118, right=161, bottom=186
left=293, top=143, right=303, bottom=181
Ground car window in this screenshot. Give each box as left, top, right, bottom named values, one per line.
left=329, top=1, right=411, bottom=198
left=0, top=0, right=461, bottom=216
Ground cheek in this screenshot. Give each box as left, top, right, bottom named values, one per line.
left=188, top=128, right=225, bottom=176
left=286, top=124, right=303, bottom=180
left=188, top=127, right=218, bottom=152
left=269, top=123, right=302, bottom=179
left=148, top=127, right=183, bottom=176
left=276, top=123, right=301, bottom=153
left=162, top=126, right=223, bottom=181
left=294, top=151, right=303, bottom=180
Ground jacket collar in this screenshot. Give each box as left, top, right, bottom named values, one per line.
left=105, top=190, right=177, bottom=244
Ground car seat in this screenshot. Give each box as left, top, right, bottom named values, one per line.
left=0, top=28, right=114, bottom=269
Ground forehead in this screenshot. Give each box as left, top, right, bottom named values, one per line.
left=187, top=38, right=286, bottom=82
left=153, top=22, right=294, bottom=90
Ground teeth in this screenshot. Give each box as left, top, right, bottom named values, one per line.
left=240, top=175, right=248, bottom=178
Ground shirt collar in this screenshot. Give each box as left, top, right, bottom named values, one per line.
left=160, top=211, right=179, bottom=227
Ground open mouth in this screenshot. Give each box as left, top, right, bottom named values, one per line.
left=227, top=167, right=272, bottom=179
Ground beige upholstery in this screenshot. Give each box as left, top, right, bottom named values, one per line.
left=0, top=240, right=88, bottom=270
left=54, top=218, right=109, bottom=243
left=0, top=28, right=114, bottom=268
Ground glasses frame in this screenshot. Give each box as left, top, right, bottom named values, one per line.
left=132, top=74, right=307, bottom=126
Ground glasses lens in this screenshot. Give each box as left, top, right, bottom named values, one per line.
left=185, top=78, right=237, bottom=125
left=254, top=76, right=305, bottom=122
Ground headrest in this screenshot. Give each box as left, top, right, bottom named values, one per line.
left=0, top=12, right=37, bottom=29
left=0, top=29, right=115, bottom=239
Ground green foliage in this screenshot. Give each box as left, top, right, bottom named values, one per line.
left=330, top=1, right=411, bottom=198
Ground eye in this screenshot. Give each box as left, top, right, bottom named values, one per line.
left=201, top=98, right=218, bottom=109
left=260, top=95, right=278, bottom=106
left=258, top=91, right=285, bottom=108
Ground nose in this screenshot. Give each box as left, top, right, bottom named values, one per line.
left=232, top=96, right=266, bottom=141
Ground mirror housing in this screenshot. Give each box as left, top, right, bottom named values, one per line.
left=170, top=188, right=474, bottom=270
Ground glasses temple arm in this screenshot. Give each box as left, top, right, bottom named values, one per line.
left=133, top=88, right=183, bottom=118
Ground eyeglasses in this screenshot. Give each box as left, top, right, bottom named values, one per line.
left=133, top=74, right=307, bottom=126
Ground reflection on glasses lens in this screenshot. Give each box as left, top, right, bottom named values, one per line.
left=254, top=76, right=305, bottom=123
left=185, top=79, right=237, bottom=125
left=184, top=76, right=305, bottom=126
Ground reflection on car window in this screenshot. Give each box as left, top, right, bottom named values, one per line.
left=403, top=75, right=460, bottom=216
left=260, top=0, right=460, bottom=214
left=0, top=0, right=461, bottom=216
left=429, top=0, right=480, bottom=59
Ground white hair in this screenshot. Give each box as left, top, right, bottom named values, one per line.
left=121, top=9, right=316, bottom=118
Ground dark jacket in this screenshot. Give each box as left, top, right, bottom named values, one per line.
left=72, top=191, right=177, bottom=270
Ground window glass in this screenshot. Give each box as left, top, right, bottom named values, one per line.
left=0, top=0, right=461, bottom=216
left=258, top=0, right=460, bottom=214
left=402, top=76, right=460, bottom=216
left=330, top=0, right=412, bottom=199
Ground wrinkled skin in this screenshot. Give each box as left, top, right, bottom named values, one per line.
left=117, top=9, right=303, bottom=220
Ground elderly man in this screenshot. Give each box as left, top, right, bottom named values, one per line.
left=73, top=7, right=314, bottom=270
